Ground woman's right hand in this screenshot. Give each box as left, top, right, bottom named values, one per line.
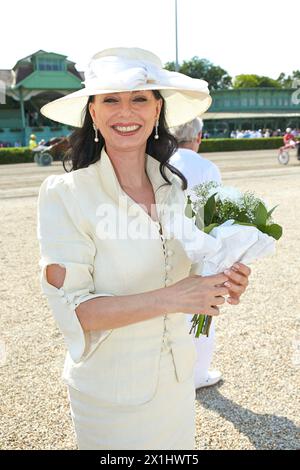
left=165, top=273, right=230, bottom=316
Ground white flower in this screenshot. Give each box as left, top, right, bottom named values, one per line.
left=188, top=189, right=198, bottom=204
left=214, top=186, right=243, bottom=203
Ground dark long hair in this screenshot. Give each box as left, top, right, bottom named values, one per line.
left=63, top=90, right=187, bottom=190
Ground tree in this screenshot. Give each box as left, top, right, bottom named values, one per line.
left=164, top=57, right=232, bottom=90
left=233, top=74, right=281, bottom=88
left=233, top=74, right=260, bottom=88
left=276, top=71, right=300, bottom=88
left=258, top=76, right=281, bottom=88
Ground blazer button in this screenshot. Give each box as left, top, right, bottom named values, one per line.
left=167, top=249, right=174, bottom=257
left=165, top=278, right=172, bottom=286
left=165, top=265, right=172, bottom=272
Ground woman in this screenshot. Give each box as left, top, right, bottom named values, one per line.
left=37, top=47, right=250, bottom=450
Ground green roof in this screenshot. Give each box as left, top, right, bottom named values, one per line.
left=13, top=49, right=72, bottom=68
left=13, top=70, right=82, bottom=90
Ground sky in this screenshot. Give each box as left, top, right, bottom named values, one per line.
left=0, top=0, right=298, bottom=80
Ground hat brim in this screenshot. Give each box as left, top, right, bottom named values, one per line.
left=40, top=85, right=212, bottom=129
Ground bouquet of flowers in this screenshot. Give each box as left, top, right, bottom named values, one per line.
left=174, top=181, right=283, bottom=338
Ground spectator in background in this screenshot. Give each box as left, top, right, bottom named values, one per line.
left=29, top=134, right=37, bottom=149
left=284, top=127, right=296, bottom=144
left=169, top=117, right=222, bottom=390
left=254, top=129, right=262, bottom=138
left=281, top=127, right=297, bottom=152
left=169, top=117, right=221, bottom=189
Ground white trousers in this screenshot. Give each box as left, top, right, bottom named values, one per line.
left=186, top=314, right=216, bottom=384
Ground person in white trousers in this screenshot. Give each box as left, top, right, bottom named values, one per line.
left=169, top=117, right=222, bottom=390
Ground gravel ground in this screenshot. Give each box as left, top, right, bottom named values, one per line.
left=0, top=149, right=299, bottom=450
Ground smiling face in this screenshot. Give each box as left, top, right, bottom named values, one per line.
left=88, top=90, right=162, bottom=154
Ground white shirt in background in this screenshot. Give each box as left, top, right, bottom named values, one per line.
left=169, top=148, right=222, bottom=192
left=168, top=146, right=222, bottom=386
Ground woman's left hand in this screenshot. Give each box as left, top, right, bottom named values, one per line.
left=223, top=263, right=251, bottom=305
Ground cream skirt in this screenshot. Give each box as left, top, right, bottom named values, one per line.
left=67, top=339, right=196, bottom=450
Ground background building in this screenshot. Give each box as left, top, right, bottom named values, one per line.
left=203, top=88, right=300, bottom=137
left=1, top=50, right=300, bottom=145
left=0, top=50, right=83, bottom=146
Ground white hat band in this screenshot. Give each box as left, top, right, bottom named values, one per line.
left=83, top=56, right=209, bottom=93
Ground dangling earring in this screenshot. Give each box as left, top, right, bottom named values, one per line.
left=93, top=122, right=99, bottom=142
left=154, top=119, right=159, bottom=140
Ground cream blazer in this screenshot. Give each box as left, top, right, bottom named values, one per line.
left=37, top=147, right=197, bottom=407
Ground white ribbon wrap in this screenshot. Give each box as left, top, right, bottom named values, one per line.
left=82, top=56, right=209, bottom=93
left=164, top=214, right=276, bottom=276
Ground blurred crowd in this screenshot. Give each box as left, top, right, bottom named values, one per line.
left=230, top=128, right=300, bottom=139
left=0, top=141, right=22, bottom=148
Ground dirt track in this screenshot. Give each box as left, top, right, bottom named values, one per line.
left=0, top=149, right=299, bottom=449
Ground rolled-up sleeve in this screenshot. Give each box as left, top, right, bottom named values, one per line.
left=37, top=174, right=114, bottom=363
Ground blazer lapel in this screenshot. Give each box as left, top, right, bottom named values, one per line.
left=96, top=146, right=176, bottom=223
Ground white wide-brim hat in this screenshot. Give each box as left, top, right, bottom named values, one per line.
left=40, top=47, right=212, bottom=129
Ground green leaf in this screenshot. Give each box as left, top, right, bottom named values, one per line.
left=265, top=223, right=283, bottom=240
left=257, top=224, right=268, bottom=234
left=236, top=211, right=252, bottom=223
left=233, top=221, right=257, bottom=228
left=204, top=223, right=220, bottom=233
left=204, top=194, right=216, bottom=226
left=254, top=202, right=268, bottom=226
left=242, top=222, right=283, bottom=241
left=267, top=204, right=279, bottom=220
